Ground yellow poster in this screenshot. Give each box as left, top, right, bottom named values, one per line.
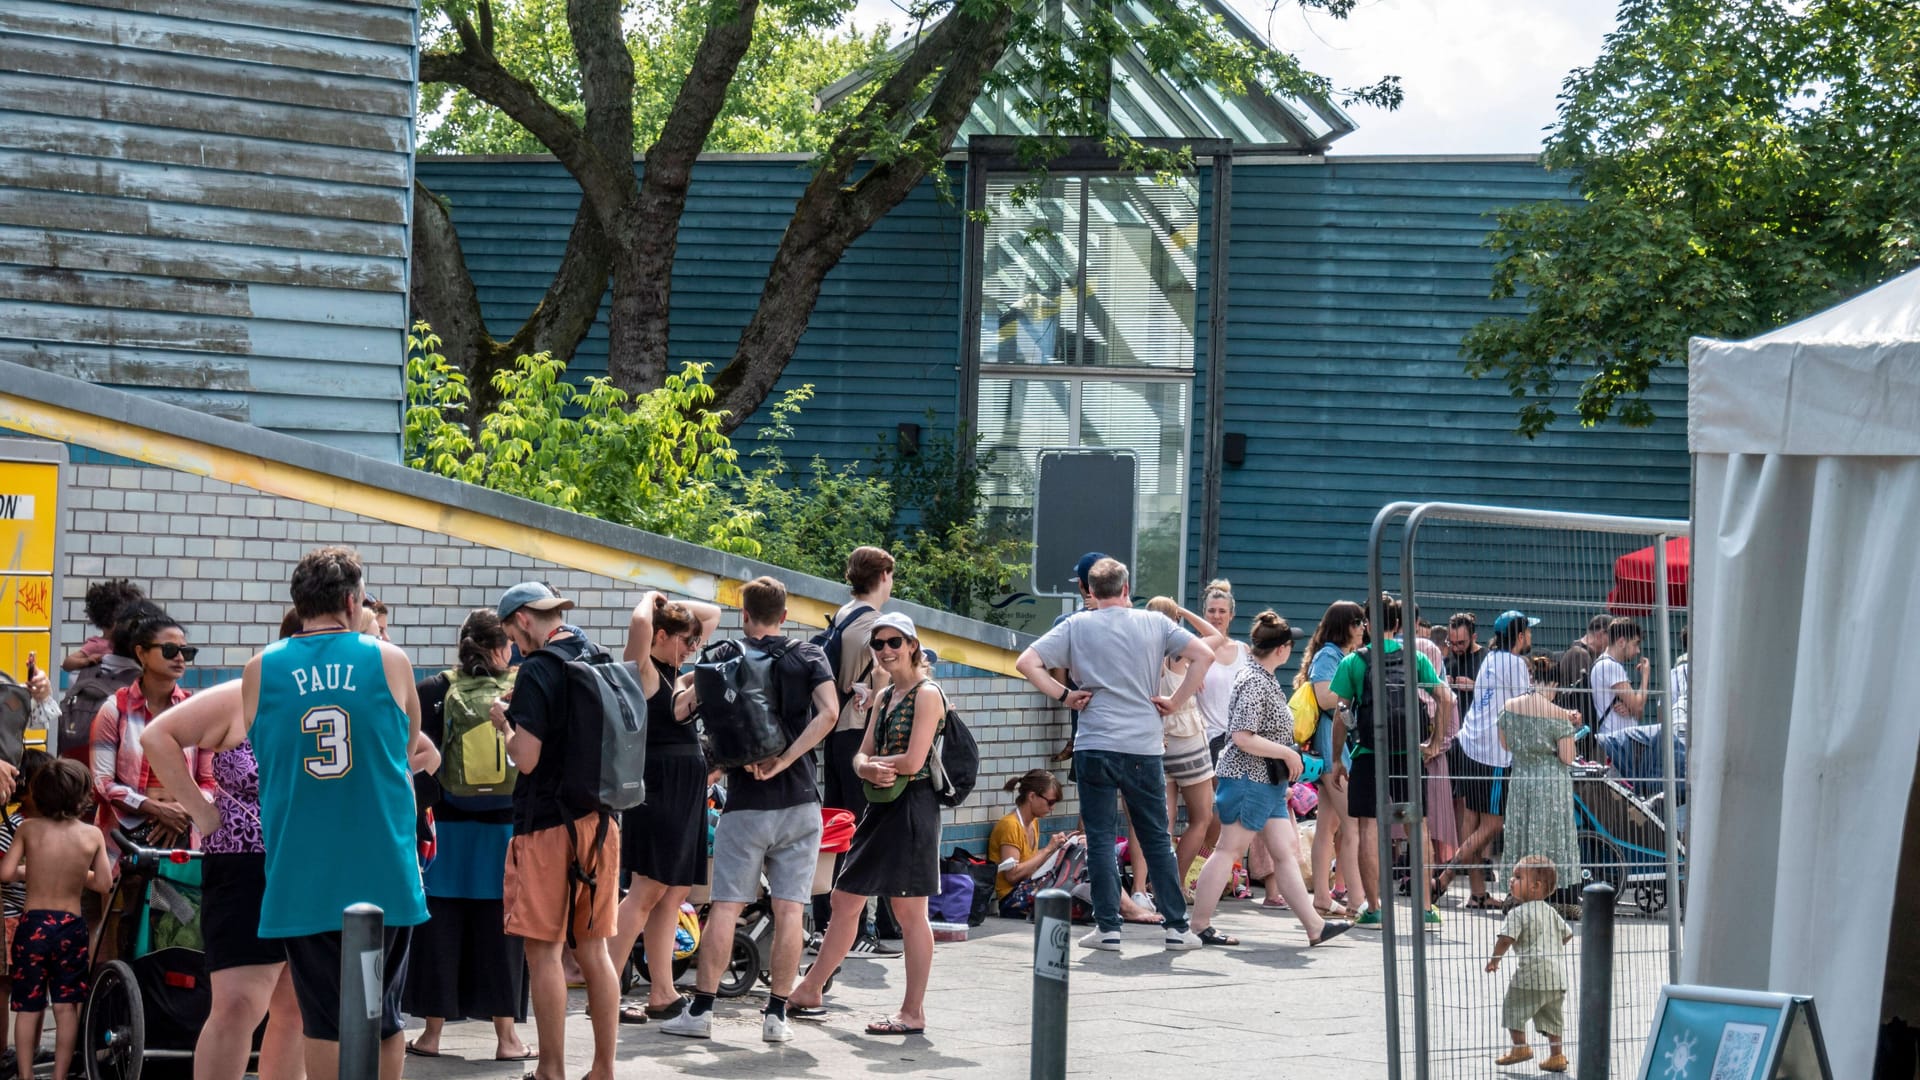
left=0, top=451, right=61, bottom=740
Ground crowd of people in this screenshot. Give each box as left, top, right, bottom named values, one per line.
left=0, top=545, right=1681, bottom=1079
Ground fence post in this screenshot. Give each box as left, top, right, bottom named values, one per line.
left=1578, top=883, right=1616, bottom=1080
left=1030, top=888, right=1071, bottom=1080
left=339, top=903, right=385, bottom=1080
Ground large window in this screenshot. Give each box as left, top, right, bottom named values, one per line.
left=974, top=172, right=1198, bottom=632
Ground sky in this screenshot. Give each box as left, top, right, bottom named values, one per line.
left=843, top=0, right=1620, bottom=155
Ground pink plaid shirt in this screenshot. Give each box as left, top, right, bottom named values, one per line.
left=91, top=683, right=215, bottom=836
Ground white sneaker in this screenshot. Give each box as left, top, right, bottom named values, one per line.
left=660, top=1007, right=712, bottom=1039
left=762, top=1013, right=793, bottom=1043
left=1078, top=929, right=1122, bottom=951
left=1131, top=891, right=1157, bottom=913
left=1163, top=927, right=1204, bottom=951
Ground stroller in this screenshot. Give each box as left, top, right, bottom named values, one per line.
left=83, top=830, right=219, bottom=1080
left=681, top=802, right=853, bottom=999
left=1570, top=732, right=1688, bottom=915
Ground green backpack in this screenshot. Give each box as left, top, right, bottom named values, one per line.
left=440, top=670, right=518, bottom=798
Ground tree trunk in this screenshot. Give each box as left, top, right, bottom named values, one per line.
left=409, top=181, right=510, bottom=421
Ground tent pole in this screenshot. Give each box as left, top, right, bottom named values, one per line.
left=1654, top=533, right=1682, bottom=983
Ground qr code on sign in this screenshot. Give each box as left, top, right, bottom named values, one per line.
left=1710, top=1022, right=1769, bottom=1080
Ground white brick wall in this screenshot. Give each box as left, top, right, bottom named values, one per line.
left=60, top=463, right=1075, bottom=844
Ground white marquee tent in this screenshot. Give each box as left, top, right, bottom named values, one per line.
left=1686, top=265, right=1920, bottom=1078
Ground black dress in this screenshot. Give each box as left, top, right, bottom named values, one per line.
left=834, top=680, right=942, bottom=899
left=621, top=657, right=709, bottom=888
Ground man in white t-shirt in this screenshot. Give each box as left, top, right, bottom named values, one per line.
left=1438, top=610, right=1537, bottom=905
left=1017, top=557, right=1214, bottom=952
left=1590, top=617, right=1651, bottom=736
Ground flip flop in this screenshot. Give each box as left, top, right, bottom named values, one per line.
left=404, top=1042, right=440, bottom=1058
left=865, top=1019, right=925, bottom=1036
left=1466, top=893, right=1500, bottom=910
left=644, top=996, right=690, bottom=1020
left=1196, top=926, right=1239, bottom=947
left=617, top=1003, right=651, bottom=1024
left=1122, top=911, right=1165, bottom=925
left=1310, top=920, right=1353, bottom=947
left=1261, top=897, right=1290, bottom=910
left=494, top=1047, right=536, bottom=1061
left=789, top=1005, right=830, bottom=1021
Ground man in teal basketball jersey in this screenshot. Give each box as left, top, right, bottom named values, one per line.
left=242, top=546, right=427, bottom=1080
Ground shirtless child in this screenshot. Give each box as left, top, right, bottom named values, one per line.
left=0, top=759, right=114, bottom=1080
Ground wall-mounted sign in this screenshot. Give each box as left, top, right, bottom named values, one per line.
left=1639, top=985, right=1831, bottom=1080
left=0, top=439, right=64, bottom=753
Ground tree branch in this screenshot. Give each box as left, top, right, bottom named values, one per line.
left=709, top=3, right=1017, bottom=428
left=565, top=0, right=636, bottom=175
left=505, top=202, right=615, bottom=363
left=409, top=181, right=510, bottom=423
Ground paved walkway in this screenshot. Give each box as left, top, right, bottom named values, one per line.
left=399, top=897, right=1671, bottom=1078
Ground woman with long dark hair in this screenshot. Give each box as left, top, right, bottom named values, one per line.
left=91, top=610, right=211, bottom=848
left=606, top=591, right=720, bottom=1023
left=1297, top=600, right=1367, bottom=919
left=404, top=609, right=532, bottom=1060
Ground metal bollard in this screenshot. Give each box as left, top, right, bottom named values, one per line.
left=339, top=903, right=386, bottom=1080
left=1577, top=883, right=1616, bottom=1080
left=1030, top=888, right=1071, bottom=1080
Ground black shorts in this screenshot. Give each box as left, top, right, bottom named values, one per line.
left=1454, top=753, right=1508, bottom=816
left=1346, top=752, right=1411, bottom=821
left=202, top=854, right=288, bottom=972
left=282, top=926, right=412, bottom=1041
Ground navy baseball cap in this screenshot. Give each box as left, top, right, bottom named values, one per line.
left=1491, top=610, right=1540, bottom=636
left=497, top=581, right=574, bottom=621
left=1073, top=551, right=1109, bottom=588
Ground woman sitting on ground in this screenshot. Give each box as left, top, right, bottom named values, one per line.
left=991, top=769, right=1069, bottom=918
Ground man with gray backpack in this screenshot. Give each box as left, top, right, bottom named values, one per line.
left=490, top=582, right=648, bottom=1080
left=663, top=575, right=839, bottom=1044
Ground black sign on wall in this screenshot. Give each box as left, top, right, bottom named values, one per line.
left=1030, top=449, right=1138, bottom=597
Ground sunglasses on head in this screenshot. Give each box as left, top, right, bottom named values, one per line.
left=153, top=644, right=198, bottom=662
left=871, top=635, right=909, bottom=652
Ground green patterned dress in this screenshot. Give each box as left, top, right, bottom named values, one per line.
left=1497, top=707, right=1581, bottom=890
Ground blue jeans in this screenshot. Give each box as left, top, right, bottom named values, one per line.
left=1074, top=749, right=1190, bottom=933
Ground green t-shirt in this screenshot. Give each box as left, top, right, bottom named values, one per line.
left=1330, top=640, right=1442, bottom=755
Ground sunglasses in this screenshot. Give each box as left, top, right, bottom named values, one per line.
left=871, top=635, right=909, bottom=652
left=152, top=644, right=198, bottom=662
left=1037, top=792, right=1059, bottom=808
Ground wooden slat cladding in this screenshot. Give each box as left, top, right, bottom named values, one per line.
left=0, top=34, right=410, bottom=118
left=55, top=0, right=416, bottom=47
left=0, top=0, right=416, bottom=458
left=1, top=2, right=413, bottom=81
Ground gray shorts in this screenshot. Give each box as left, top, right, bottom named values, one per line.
left=710, top=805, right=824, bottom=905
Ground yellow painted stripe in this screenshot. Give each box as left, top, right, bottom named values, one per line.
left=0, top=393, right=1024, bottom=677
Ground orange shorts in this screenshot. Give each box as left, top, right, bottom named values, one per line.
left=504, top=813, right=621, bottom=944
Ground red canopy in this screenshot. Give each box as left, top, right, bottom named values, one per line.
left=1608, top=537, right=1689, bottom=615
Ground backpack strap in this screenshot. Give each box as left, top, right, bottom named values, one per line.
left=560, top=808, right=613, bottom=950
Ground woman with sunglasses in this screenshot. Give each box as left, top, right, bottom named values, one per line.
left=1296, top=600, right=1368, bottom=919
left=606, top=591, right=721, bottom=1024
left=90, top=610, right=212, bottom=849
left=789, top=612, right=943, bottom=1037
left=990, top=769, right=1070, bottom=917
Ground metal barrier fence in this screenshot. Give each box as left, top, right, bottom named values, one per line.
left=1368, top=503, right=1687, bottom=1080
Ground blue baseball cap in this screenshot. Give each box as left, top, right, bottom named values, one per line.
left=1073, top=551, right=1109, bottom=588
left=497, top=581, right=574, bottom=621
left=1491, top=610, right=1540, bottom=637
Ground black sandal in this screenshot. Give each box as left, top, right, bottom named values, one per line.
left=1466, top=893, right=1500, bottom=910
left=1196, top=926, right=1239, bottom=947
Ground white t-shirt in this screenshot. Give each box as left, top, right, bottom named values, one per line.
left=1590, top=654, right=1636, bottom=735
left=1029, top=607, right=1197, bottom=756
left=1196, top=641, right=1249, bottom=740
left=1459, top=649, right=1532, bottom=768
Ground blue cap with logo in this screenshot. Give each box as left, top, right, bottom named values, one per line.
left=497, top=581, right=575, bottom=621
left=1491, top=610, right=1540, bottom=637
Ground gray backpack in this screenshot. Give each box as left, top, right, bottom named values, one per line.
left=539, top=643, right=648, bottom=812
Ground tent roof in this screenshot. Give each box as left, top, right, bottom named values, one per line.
left=1688, top=266, right=1920, bottom=456
left=816, top=0, right=1354, bottom=151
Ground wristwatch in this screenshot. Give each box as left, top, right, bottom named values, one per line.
left=1057, top=686, right=1070, bottom=703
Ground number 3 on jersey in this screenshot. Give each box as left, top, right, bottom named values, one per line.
left=301, top=705, right=352, bottom=779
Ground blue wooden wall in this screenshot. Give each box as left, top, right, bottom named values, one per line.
left=0, top=0, right=418, bottom=460
left=418, top=154, right=1692, bottom=637
left=1193, top=157, right=1689, bottom=642
left=415, top=156, right=963, bottom=463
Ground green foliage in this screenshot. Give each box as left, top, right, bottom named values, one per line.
left=1462, top=0, right=1920, bottom=436
left=405, top=325, right=1028, bottom=621
left=419, top=0, right=893, bottom=155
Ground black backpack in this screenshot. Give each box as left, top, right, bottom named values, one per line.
left=1350, top=645, right=1412, bottom=756
left=809, top=604, right=873, bottom=693
left=534, top=642, right=648, bottom=812
left=692, top=638, right=795, bottom=771
left=926, top=686, right=978, bottom=808
left=58, top=655, right=138, bottom=762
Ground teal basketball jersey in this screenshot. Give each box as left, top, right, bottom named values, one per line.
left=253, top=630, right=427, bottom=937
